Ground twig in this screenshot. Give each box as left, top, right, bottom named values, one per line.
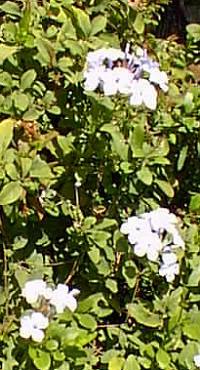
left=65, top=259, right=79, bottom=285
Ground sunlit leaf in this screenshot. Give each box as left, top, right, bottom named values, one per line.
left=0, top=181, right=23, bottom=205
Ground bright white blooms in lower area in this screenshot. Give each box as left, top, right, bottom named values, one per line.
left=84, top=45, right=168, bottom=110
left=20, top=311, right=49, bottom=342
left=20, top=279, right=80, bottom=342
left=120, top=207, right=184, bottom=282
left=194, top=354, right=200, bottom=367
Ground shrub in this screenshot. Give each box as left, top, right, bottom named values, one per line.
left=0, top=0, right=199, bottom=369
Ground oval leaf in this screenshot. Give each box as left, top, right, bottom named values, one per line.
left=0, top=44, right=18, bottom=64
left=0, top=181, right=23, bottom=205
left=20, top=69, right=37, bottom=90
left=128, top=303, right=162, bottom=328
left=124, top=355, right=140, bottom=370
left=33, top=351, right=51, bottom=370
left=155, top=179, right=174, bottom=198
left=0, top=118, right=14, bottom=157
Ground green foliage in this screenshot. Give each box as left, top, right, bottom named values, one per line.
left=0, top=0, right=199, bottom=369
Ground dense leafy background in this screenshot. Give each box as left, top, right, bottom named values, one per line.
left=0, top=0, right=200, bottom=369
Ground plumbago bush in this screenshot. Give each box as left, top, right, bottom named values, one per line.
left=0, top=0, right=200, bottom=369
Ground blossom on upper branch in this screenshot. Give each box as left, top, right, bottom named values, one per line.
left=84, top=46, right=168, bottom=110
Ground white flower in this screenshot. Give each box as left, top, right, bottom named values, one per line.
left=104, top=48, right=125, bottom=62
left=43, top=286, right=53, bottom=300
left=167, top=224, right=185, bottom=249
left=120, top=216, right=152, bottom=238
left=146, top=208, right=184, bottom=249
left=121, top=216, right=162, bottom=261
left=159, top=250, right=179, bottom=282
left=100, top=69, right=118, bottom=95
left=20, top=311, right=49, bottom=342
left=84, top=66, right=106, bottom=91
left=134, top=232, right=162, bottom=261
left=86, top=49, right=106, bottom=68
left=149, top=68, right=168, bottom=92
left=130, top=78, right=158, bottom=110
left=147, top=208, right=177, bottom=233
left=50, top=284, right=80, bottom=314
left=194, top=354, right=200, bottom=367
left=86, top=48, right=125, bottom=70
left=22, top=279, right=47, bottom=304
left=113, top=67, right=133, bottom=94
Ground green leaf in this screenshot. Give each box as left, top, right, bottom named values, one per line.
left=5, top=163, right=19, bottom=180
left=57, top=57, right=73, bottom=72
left=35, top=38, right=53, bottom=66
left=20, top=69, right=37, bottom=90
left=45, top=339, right=59, bottom=351
left=15, top=268, right=29, bottom=288
left=33, top=350, right=51, bottom=370
left=137, top=167, right=153, bottom=185
left=184, top=311, right=200, bottom=340
left=179, top=342, right=199, bottom=368
left=76, top=314, right=97, bottom=330
left=108, top=357, right=124, bottom=370
left=155, top=179, right=174, bottom=198
left=30, top=157, right=53, bottom=178
left=122, top=260, right=137, bottom=288
left=47, top=106, right=61, bottom=115
left=156, top=348, right=170, bottom=369
left=187, top=23, right=200, bottom=41
left=128, top=303, right=162, bottom=328
left=188, top=265, right=200, bottom=286
left=183, top=322, right=200, bottom=340
left=124, top=355, right=140, bottom=370
left=23, top=108, right=42, bottom=121
left=0, top=181, right=23, bottom=205
left=0, top=1, right=21, bottom=16
left=0, top=118, right=14, bottom=157
left=94, top=218, right=117, bottom=230
left=90, top=15, right=107, bottom=36
left=55, top=363, right=70, bottom=370
left=0, top=44, right=18, bottom=64
left=13, top=92, right=29, bottom=111
left=0, top=71, right=12, bottom=88
left=153, top=138, right=169, bottom=157
left=133, top=13, right=145, bottom=34
left=13, top=235, right=28, bottom=250
left=100, top=123, right=128, bottom=160
left=190, top=193, right=200, bottom=212
left=129, top=124, right=144, bottom=157
left=20, top=157, right=32, bottom=178
left=57, top=134, right=75, bottom=155
left=72, top=7, right=91, bottom=37
left=88, top=245, right=100, bottom=264
left=177, top=145, right=188, bottom=171
left=53, top=351, right=65, bottom=362
left=89, top=230, right=111, bottom=248
left=105, top=278, right=118, bottom=293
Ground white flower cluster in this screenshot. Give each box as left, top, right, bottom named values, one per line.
left=20, top=279, right=80, bottom=342
left=120, top=208, right=184, bottom=282
left=84, top=46, right=168, bottom=110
